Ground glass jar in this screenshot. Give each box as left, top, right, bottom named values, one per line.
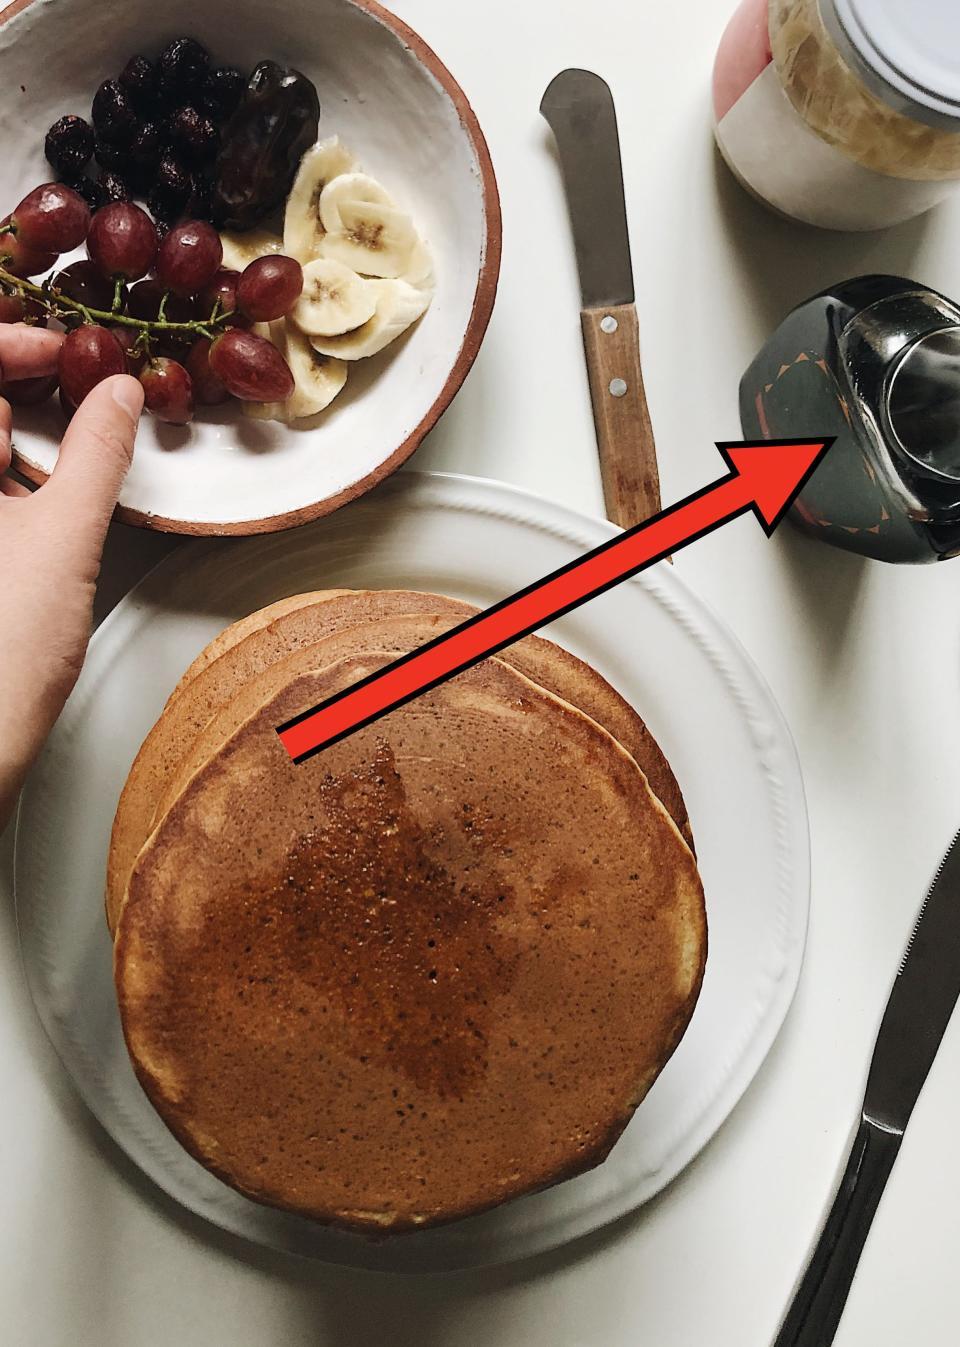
left=714, top=0, right=960, bottom=230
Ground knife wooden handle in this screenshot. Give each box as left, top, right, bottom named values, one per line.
left=580, top=303, right=663, bottom=531
left=773, top=1117, right=902, bottom=1347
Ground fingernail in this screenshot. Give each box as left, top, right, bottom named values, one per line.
left=112, top=376, right=144, bottom=422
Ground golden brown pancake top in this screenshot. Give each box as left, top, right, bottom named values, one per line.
left=116, top=656, right=705, bottom=1235
left=107, top=591, right=462, bottom=933
left=154, top=611, right=687, bottom=846
left=107, top=590, right=691, bottom=934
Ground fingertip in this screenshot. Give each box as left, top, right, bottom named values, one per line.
left=11, top=323, right=64, bottom=348
left=50, top=374, right=145, bottom=509
left=0, top=330, right=63, bottom=382
left=108, top=373, right=145, bottom=424
left=0, top=324, right=64, bottom=383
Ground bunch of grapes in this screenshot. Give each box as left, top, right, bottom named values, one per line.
left=43, top=37, right=244, bottom=230
left=0, top=183, right=303, bottom=427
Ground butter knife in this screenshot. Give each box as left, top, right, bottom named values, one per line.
left=775, top=827, right=960, bottom=1346
left=540, top=69, right=663, bottom=530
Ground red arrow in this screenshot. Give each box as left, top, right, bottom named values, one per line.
left=277, top=439, right=832, bottom=763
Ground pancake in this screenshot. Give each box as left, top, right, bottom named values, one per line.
left=107, top=591, right=692, bottom=934
left=155, top=611, right=688, bottom=840
left=167, top=591, right=348, bottom=700
left=116, top=654, right=706, bottom=1235
left=155, top=619, right=444, bottom=819
left=107, top=591, right=457, bottom=934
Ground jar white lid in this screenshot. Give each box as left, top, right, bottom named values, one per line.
left=822, top=0, right=960, bottom=129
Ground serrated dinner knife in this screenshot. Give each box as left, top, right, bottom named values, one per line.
left=774, top=827, right=960, bottom=1346
left=540, top=69, right=663, bottom=531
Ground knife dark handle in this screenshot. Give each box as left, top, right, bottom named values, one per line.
left=773, top=1117, right=902, bottom=1347
left=580, top=304, right=664, bottom=532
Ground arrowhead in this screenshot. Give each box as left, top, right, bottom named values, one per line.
left=717, top=438, right=835, bottom=537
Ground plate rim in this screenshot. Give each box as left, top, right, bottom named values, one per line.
left=13, top=469, right=811, bottom=1271
left=2, top=0, right=503, bottom=536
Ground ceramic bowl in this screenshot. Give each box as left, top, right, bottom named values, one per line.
left=0, top=0, right=500, bottom=533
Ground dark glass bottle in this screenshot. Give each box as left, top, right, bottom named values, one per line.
left=740, top=275, right=960, bottom=562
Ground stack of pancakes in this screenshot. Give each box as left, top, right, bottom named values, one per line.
left=109, top=590, right=706, bottom=1236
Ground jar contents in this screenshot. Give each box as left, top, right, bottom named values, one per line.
left=714, top=0, right=960, bottom=230
left=741, top=275, right=960, bottom=563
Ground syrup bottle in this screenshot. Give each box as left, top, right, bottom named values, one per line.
left=740, top=275, right=960, bottom=562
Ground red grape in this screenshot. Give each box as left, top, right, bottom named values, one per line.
left=140, top=357, right=194, bottom=424
left=110, top=326, right=147, bottom=375
left=87, top=202, right=157, bottom=281
left=155, top=220, right=222, bottom=296
left=198, top=268, right=249, bottom=326
left=58, top=324, right=125, bottom=406
left=185, top=336, right=230, bottom=405
left=0, top=217, right=56, bottom=278
left=12, top=183, right=90, bottom=252
left=1, top=373, right=59, bottom=406
left=126, top=278, right=194, bottom=324
left=53, top=259, right=117, bottom=311
left=236, top=255, right=303, bottom=321
left=208, top=329, right=294, bottom=402
left=0, top=293, right=46, bottom=326
left=0, top=293, right=27, bottom=323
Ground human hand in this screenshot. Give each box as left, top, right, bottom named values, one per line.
left=0, top=325, right=144, bottom=828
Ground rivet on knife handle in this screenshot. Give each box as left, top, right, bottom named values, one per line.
left=581, top=303, right=662, bottom=529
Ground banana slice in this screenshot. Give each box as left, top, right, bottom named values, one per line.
left=289, top=258, right=378, bottom=336
left=239, top=396, right=284, bottom=417
left=319, top=200, right=418, bottom=279
left=283, top=137, right=357, bottom=262
left=402, top=237, right=435, bottom=294
left=309, top=279, right=429, bottom=360
left=316, top=173, right=416, bottom=279
left=219, top=228, right=284, bottom=273
left=318, top=173, right=395, bottom=232
left=284, top=324, right=348, bottom=418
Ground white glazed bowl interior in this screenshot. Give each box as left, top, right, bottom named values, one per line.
left=0, top=0, right=496, bottom=531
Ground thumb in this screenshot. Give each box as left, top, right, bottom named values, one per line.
left=44, top=374, right=144, bottom=560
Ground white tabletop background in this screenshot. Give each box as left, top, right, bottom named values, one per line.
left=4, top=1, right=960, bottom=1342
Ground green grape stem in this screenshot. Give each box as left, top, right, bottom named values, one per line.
left=0, top=262, right=231, bottom=344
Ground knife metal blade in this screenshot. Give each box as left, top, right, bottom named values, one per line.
left=774, top=826, right=960, bottom=1347
left=863, top=826, right=960, bottom=1132
left=540, top=69, right=635, bottom=310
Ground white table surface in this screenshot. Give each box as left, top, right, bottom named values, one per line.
left=5, top=1, right=960, bottom=1342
